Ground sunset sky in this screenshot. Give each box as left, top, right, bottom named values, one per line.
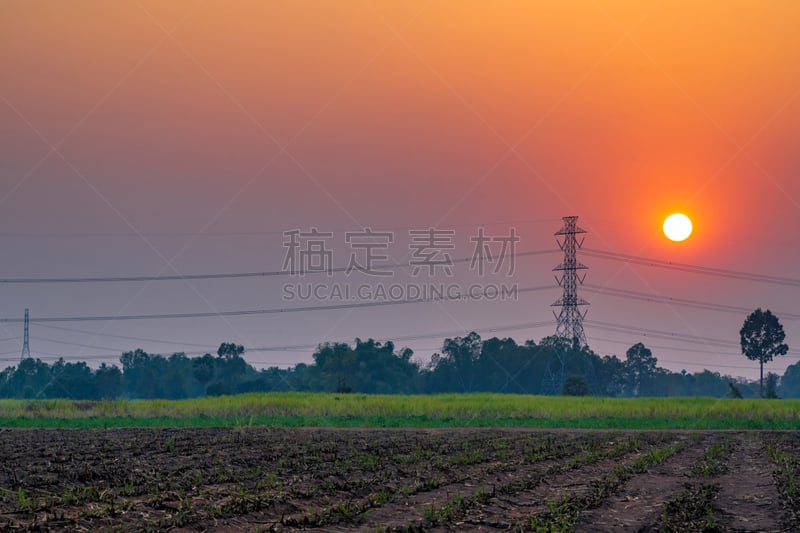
left=1, top=1, right=799, bottom=379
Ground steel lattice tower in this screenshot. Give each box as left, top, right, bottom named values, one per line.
left=20, top=308, right=31, bottom=362
left=551, top=216, right=589, bottom=347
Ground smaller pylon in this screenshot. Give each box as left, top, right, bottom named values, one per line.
left=20, top=308, right=30, bottom=362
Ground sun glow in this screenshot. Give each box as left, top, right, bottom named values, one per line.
left=663, top=213, right=693, bottom=242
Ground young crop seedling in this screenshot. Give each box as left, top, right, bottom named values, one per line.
left=658, top=483, right=720, bottom=532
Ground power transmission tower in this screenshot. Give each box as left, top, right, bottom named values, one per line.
left=540, top=355, right=566, bottom=395
left=551, top=216, right=589, bottom=347
left=20, top=308, right=31, bottom=362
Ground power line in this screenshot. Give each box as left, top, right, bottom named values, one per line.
left=36, top=323, right=223, bottom=348
left=0, top=249, right=557, bottom=284
left=246, top=319, right=557, bottom=352
left=7, top=278, right=793, bottom=345
left=582, top=284, right=800, bottom=321
left=0, top=218, right=558, bottom=239
left=592, top=336, right=746, bottom=360
left=8, top=278, right=793, bottom=330
left=34, top=336, right=133, bottom=353
left=22, top=282, right=792, bottom=346
left=593, top=338, right=737, bottom=357
left=586, top=319, right=800, bottom=357
left=584, top=248, right=800, bottom=288
left=585, top=319, right=739, bottom=349
left=9, top=279, right=795, bottom=356
left=21, top=316, right=770, bottom=363
left=0, top=284, right=556, bottom=323
left=3, top=243, right=793, bottom=298
left=0, top=320, right=558, bottom=362
left=0, top=349, right=122, bottom=363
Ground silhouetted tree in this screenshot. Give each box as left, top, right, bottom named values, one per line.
left=685, top=369, right=728, bottom=397
left=95, top=363, right=123, bottom=399
left=217, top=342, right=245, bottom=359
left=45, top=359, right=97, bottom=399
left=780, top=362, right=800, bottom=398
left=213, top=343, right=251, bottom=391
left=625, top=343, right=657, bottom=397
left=163, top=352, right=194, bottom=399
left=310, top=339, right=419, bottom=393
left=12, top=358, right=51, bottom=398
left=740, top=308, right=788, bottom=397
left=120, top=349, right=151, bottom=398
left=596, top=355, right=626, bottom=396
left=478, top=337, right=534, bottom=393
left=765, top=372, right=779, bottom=399
left=562, top=375, right=589, bottom=396
left=193, top=353, right=216, bottom=392
left=312, top=342, right=355, bottom=392
left=0, top=367, right=14, bottom=398
left=441, top=332, right=482, bottom=392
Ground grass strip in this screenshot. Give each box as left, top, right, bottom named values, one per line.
left=0, top=414, right=798, bottom=430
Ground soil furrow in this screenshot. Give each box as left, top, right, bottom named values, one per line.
left=460, top=434, right=688, bottom=530
left=711, top=435, right=789, bottom=532
left=575, top=433, right=711, bottom=532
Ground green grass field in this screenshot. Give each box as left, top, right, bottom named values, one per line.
left=0, top=393, right=798, bottom=429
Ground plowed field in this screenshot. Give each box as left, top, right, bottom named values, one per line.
left=0, top=428, right=797, bottom=531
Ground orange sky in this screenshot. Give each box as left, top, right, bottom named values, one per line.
left=1, top=1, right=799, bottom=376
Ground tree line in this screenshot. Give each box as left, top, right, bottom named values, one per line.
left=0, top=328, right=797, bottom=400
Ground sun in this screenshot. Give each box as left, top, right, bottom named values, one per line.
left=663, top=213, right=693, bottom=242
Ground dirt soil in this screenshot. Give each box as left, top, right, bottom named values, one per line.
left=0, top=427, right=796, bottom=532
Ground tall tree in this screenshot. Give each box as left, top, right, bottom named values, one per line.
left=740, top=308, right=788, bottom=397
left=625, top=343, right=657, bottom=397
left=217, top=343, right=245, bottom=359
left=441, top=332, right=482, bottom=392
left=596, top=355, right=626, bottom=397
